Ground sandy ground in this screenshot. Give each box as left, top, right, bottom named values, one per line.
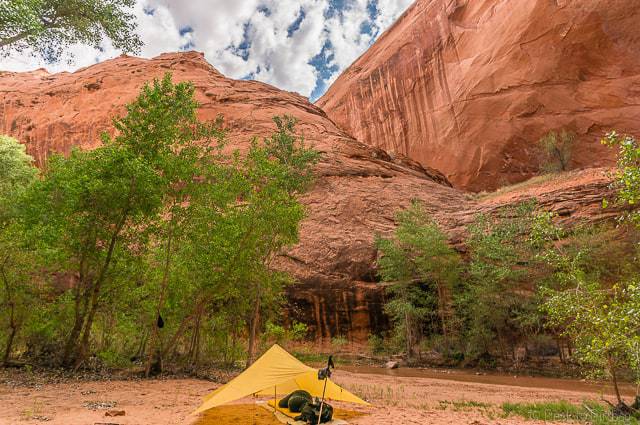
left=0, top=369, right=619, bottom=425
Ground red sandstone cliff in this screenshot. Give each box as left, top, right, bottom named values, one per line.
left=317, top=0, right=640, bottom=191
left=0, top=52, right=621, bottom=340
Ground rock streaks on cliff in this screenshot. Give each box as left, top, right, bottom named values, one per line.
left=318, top=0, right=640, bottom=191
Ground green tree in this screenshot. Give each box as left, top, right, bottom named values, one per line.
left=24, top=142, right=165, bottom=368
left=376, top=201, right=460, bottom=359
left=104, top=73, right=226, bottom=376
left=542, top=279, right=640, bottom=408
left=0, top=135, right=39, bottom=365
left=459, top=202, right=544, bottom=362
left=603, top=131, right=640, bottom=227
left=0, top=135, right=37, bottom=223
left=533, top=165, right=640, bottom=409
left=168, top=116, right=319, bottom=368
left=538, top=130, right=576, bottom=173
left=0, top=0, right=142, bottom=61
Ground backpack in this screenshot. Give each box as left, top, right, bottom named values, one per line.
left=294, top=401, right=333, bottom=424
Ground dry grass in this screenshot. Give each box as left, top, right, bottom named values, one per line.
left=473, top=173, right=562, bottom=201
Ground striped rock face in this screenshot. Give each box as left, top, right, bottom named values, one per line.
left=318, top=0, right=640, bottom=191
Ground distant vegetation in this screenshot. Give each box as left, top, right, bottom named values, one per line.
left=374, top=130, right=640, bottom=411
left=0, top=73, right=319, bottom=373
left=538, top=129, right=576, bottom=173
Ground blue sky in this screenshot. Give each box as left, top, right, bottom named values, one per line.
left=0, top=0, right=413, bottom=101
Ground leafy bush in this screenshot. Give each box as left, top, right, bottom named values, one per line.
left=367, top=334, right=385, bottom=355
left=538, top=130, right=576, bottom=172
left=289, top=321, right=309, bottom=342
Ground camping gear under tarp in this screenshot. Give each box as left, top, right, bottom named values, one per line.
left=259, top=401, right=349, bottom=425
left=195, top=344, right=369, bottom=414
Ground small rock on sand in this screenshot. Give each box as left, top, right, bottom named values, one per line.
left=385, top=361, right=400, bottom=369
left=105, top=410, right=126, bottom=417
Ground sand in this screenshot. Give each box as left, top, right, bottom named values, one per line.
left=0, top=369, right=620, bottom=425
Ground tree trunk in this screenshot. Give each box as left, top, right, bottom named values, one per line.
left=189, top=308, right=203, bottom=368
left=73, top=282, right=102, bottom=370
left=246, top=293, right=261, bottom=368
left=436, top=284, right=449, bottom=353
left=609, top=355, right=624, bottom=405
left=556, top=338, right=565, bottom=363
left=404, top=310, right=413, bottom=359
left=1, top=260, right=18, bottom=366
left=3, top=324, right=16, bottom=366
left=62, top=251, right=90, bottom=367
left=62, top=295, right=88, bottom=367
left=145, top=222, right=174, bottom=377
left=71, top=210, right=129, bottom=370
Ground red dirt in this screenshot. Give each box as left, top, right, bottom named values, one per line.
left=0, top=370, right=623, bottom=424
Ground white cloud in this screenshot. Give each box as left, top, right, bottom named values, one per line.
left=0, top=0, right=414, bottom=98
left=375, top=0, right=415, bottom=31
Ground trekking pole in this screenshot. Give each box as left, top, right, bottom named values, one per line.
left=316, top=354, right=334, bottom=425
left=317, top=376, right=328, bottom=425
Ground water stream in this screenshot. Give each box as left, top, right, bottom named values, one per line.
left=342, top=365, right=637, bottom=397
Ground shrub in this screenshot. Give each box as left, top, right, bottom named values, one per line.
left=538, top=130, right=576, bottom=173
left=367, top=334, right=385, bottom=355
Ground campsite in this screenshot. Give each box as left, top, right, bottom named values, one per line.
left=2, top=352, right=637, bottom=424
left=3, top=0, right=640, bottom=424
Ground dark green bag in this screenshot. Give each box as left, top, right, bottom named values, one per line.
left=278, top=390, right=312, bottom=410
left=294, top=401, right=333, bottom=424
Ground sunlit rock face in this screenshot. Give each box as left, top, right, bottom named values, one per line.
left=318, top=0, right=640, bottom=191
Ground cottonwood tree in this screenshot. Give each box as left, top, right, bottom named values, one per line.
left=543, top=279, right=640, bottom=409
left=103, top=73, right=225, bottom=377
left=0, top=135, right=39, bottom=365
left=163, top=116, right=319, bottom=369
left=459, top=202, right=544, bottom=362
left=24, top=143, right=165, bottom=369
left=0, top=0, right=142, bottom=61
left=376, top=201, right=460, bottom=360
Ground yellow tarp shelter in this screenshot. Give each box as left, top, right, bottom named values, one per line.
left=195, top=344, right=369, bottom=414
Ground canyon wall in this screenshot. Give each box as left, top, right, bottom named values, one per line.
left=318, top=0, right=640, bottom=191
left=0, top=52, right=621, bottom=340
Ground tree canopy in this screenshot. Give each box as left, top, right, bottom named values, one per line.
left=0, top=0, right=142, bottom=62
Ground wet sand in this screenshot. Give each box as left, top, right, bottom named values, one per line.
left=0, top=369, right=627, bottom=424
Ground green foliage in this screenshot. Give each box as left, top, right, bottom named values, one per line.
left=534, top=208, right=640, bottom=404
left=289, top=321, right=309, bottom=342
left=264, top=322, right=287, bottom=344
left=0, top=136, right=39, bottom=365
left=0, top=73, right=318, bottom=371
left=261, top=321, right=307, bottom=351
left=542, top=280, right=640, bottom=403
left=367, top=334, right=385, bottom=355
left=538, top=130, right=576, bottom=172
left=458, top=202, right=543, bottom=361
left=0, top=135, right=37, bottom=224
left=376, top=201, right=460, bottom=359
left=0, top=0, right=142, bottom=62
left=603, top=131, right=640, bottom=227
